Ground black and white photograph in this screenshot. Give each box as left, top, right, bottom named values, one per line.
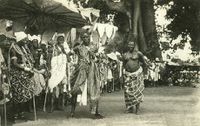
left=0, top=0, right=200, bottom=126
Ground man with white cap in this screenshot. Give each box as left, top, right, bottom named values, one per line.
left=46, top=33, right=71, bottom=112
left=9, top=31, right=35, bottom=122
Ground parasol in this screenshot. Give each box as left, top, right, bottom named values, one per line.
left=0, top=0, right=87, bottom=35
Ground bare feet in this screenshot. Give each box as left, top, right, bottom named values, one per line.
left=93, top=113, right=104, bottom=119
left=135, top=103, right=140, bottom=115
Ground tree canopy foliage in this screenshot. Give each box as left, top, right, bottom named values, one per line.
left=156, top=0, right=200, bottom=52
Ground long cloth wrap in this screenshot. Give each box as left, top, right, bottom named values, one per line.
left=71, top=60, right=101, bottom=108
left=124, top=67, right=144, bottom=110
left=48, top=54, right=67, bottom=91
left=9, top=44, right=35, bottom=103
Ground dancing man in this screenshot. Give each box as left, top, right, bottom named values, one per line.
left=122, top=35, right=148, bottom=114
left=70, top=30, right=103, bottom=119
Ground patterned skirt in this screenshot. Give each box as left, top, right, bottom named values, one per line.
left=10, top=68, right=35, bottom=103
left=124, top=67, right=144, bottom=110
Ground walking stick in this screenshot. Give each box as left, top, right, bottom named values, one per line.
left=1, top=62, right=7, bottom=126
left=43, top=45, right=51, bottom=112
left=43, top=65, right=49, bottom=112
left=32, top=95, right=37, bottom=120
left=4, top=97, right=7, bottom=126
left=112, top=69, right=115, bottom=92
left=68, top=63, right=71, bottom=91
left=43, top=88, right=48, bottom=112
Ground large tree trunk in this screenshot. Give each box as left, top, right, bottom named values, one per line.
left=141, top=0, right=162, bottom=59
left=132, top=0, right=140, bottom=37
left=104, top=0, right=161, bottom=59
left=193, top=4, right=200, bottom=52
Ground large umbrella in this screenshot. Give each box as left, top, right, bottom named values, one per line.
left=0, top=0, right=87, bottom=35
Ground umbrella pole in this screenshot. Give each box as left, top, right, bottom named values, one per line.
left=33, top=95, right=37, bottom=120
left=43, top=71, right=49, bottom=112
left=43, top=44, right=49, bottom=112
left=43, top=88, right=48, bottom=112
left=4, top=98, right=7, bottom=126
left=2, top=75, right=7, bottom=126
left=68, top=63, right=71, bottom=91
left=43, top=65, right=49, bottom=112
left=112, top=70, right=115, bottom=92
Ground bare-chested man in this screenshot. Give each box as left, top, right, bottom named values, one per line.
left=122, top=36, right=147, bottom=114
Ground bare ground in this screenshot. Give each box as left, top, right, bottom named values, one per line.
left=13, top=87, right=200, bottom=126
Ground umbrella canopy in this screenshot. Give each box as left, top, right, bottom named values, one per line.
left=0, top=0, right=87, bottom=35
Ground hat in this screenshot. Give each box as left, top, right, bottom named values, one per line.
left=57, top=33, right=65, bottom=37
left=155, top=58, right=159, bottom=61
left=28, top=34, right=41, bottom=41
left=14, top=31, right=27, bottom=42
left=107, top=52, right=118, bottom=61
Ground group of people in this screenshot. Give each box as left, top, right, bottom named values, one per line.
left=144, top=59, right=164, bottom=87
left=0, top=29, right=149, bottom=124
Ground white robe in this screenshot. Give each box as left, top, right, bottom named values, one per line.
left=48, top=54, right=67, bottom=91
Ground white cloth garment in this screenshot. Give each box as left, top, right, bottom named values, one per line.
left=0, top=48, right=4, bottom=63
left=63, top=42, right=70, bottom=53
left=0, top=48, right=4, bottom=75
left=33, top=73, right=46, bottom=96
left=119, top=61, right=123, bottom=78
left=97, top=23, right=106, bottom=38
left=105, top=24, right=114, bottom=39
left=48, top=54, right=67, bottom=91
left=70, top=28, right=76, bottom=44
left=77, top=80, right=87, bottom=106
left=107, top=68, right=113, bottom=80
left=79, top=8, right=100, bottom=21
left=101, top=32, right=107, bottom=45
left=111, top=26, right=118, bottom=39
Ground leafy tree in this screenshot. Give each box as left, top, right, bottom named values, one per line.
left=157, top=0, right=200, bottom=52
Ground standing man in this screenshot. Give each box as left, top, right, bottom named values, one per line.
left=70, top=30, right=103, bottom=119
left=122, top=35, right=148, bottom=114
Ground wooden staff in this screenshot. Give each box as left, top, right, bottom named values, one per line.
left=32, top=95, right=37, bottom=120
left=112, top=70, right=115, bottom=92
left=43, top=65, right=49, bottom=112
left=68, top=63, right=71, bottom=91
left=1, top=67, right=7, bottom=126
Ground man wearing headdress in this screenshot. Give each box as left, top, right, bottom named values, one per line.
left=8, top=32, right=35, bottom=121
left=70, top=30, right=103, bottom=119
left=122, top=35, right=148, bottom=114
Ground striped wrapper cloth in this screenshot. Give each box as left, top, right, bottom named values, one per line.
left=124, top=67, right=144, bottom=110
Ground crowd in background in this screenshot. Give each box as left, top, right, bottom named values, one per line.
left=0, top=29, right=200, bottom=124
